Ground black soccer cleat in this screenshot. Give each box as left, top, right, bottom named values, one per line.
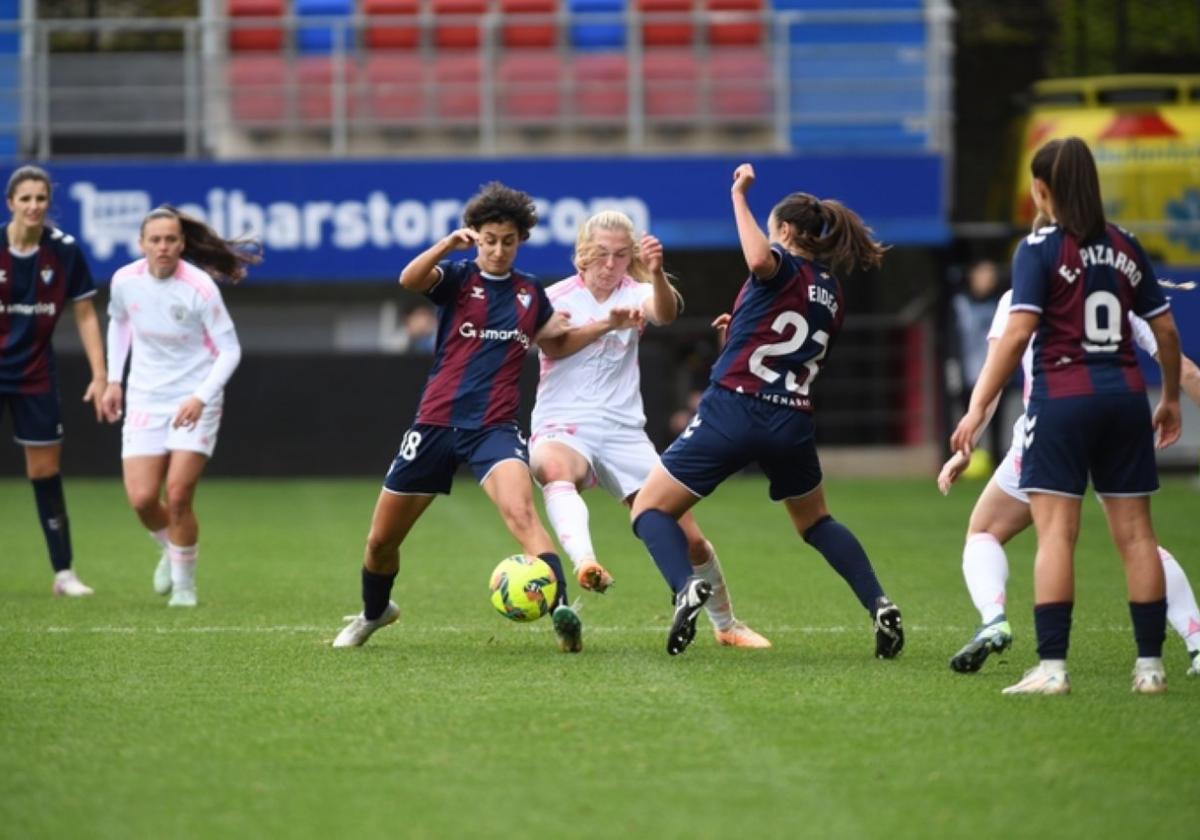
left=873, top=596, right=904, bottom=659
left=949, top=615, right=1012, bottom=673
left=667, top=576, right=712, bottom=656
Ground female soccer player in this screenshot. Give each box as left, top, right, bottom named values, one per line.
left=100, top=206, right=254, bottom=607
left=940, top=285, right=1200, bottom=676
left=952, top=137, right=1182, bottom=695
left=530, top=210, right=770, bottom=648
left=332, top=182, right=580, bottom=652
left=0, top=165, right=106, bottom=596
left=629, top=163, right=905, bottom=657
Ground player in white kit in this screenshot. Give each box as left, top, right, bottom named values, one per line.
left=531, top=210, right=770, bottom=648
left=939, top=284, right=1200, bottom=674
left=100, top=207, right=257, bottom=607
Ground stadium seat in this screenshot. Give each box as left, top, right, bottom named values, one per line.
left=227, top=0, right=285, bottom=52
left=228, top=54, right=287, bottom=125
left=500, top=0, right=558, bottom=48
left=432, top=53, right=482, bottom=122
left=295, top=56, right=358, bottom=124
left=497, top=50, right=563, bottom=123
left=295, top=0, right=355, bottom=54
left=642, top=49, right=700, bottom=123
left=639, top=0, right=693, bottom=47
left=708, top=47, right=770, bottom=121
left=569, top=0, right=626, bottom=51
left=363, top=53, right=426, bottom=125
left=433, top=0, right=490, bottom=50
left=703, top=0, right=762, bottom=46
left=363, top=0, right=421, bottom=50
left=571, top=52, right=628, bottom=121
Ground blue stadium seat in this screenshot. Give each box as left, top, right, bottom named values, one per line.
left=789, top=123, right=927, bottom=151
left=569, top=0, right=627, bottom=51
left=295, top=0, right=355, bottom=54
left=0, top=0, right=17, bottom=158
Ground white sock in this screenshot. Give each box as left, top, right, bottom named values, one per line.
left=168, top=542, right=198, bottom=590
left=693, top=543, right=735, bottom=631
left=149, top=528, right=169, bottom=549
left=963, top=533, right=1009, bottom=624
left=1159, top=546, right=1200, bottom=653
left=542, top=481, right=595, bottom=571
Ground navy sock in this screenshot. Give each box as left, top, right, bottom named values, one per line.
left=538, top=552, right=568, bottom=609
left=1129, top=599, right=1167, bottom=658
left=361, top=567, right=397, bottom=621
left=31, top=474, right=72, bottom=573
left=1034, top=601, right=1073, bottom=660
left=632, top=510, right=692, bottom=593
left=802, top=516, right=884, bottom=612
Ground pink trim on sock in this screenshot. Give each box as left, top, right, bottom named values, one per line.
left=543, top=481, right=577, bottom=499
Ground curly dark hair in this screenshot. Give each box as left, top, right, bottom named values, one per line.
left=462, top=181, right=538, bottom=241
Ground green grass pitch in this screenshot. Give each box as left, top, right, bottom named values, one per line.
left=2, top=475, right=1197, bottom=838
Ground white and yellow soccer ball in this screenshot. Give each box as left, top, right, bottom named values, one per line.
left=489, top=555, right=558, bottom=622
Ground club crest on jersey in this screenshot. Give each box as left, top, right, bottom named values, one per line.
left=0, top=270, right=6, bottom=283
left=516, top=291, right=531, bottom=310
left=470, top=285, right=485, bottom=299
left=40, top=267, right=54, bottom=284
left=169, top=303, right=187, bottom=323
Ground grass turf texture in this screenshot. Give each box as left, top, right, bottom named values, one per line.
left=2, top=476, right=1197, bottom=838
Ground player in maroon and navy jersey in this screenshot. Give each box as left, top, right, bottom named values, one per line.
left=629, top=162, right=904, bottom=658
left=0, top=165, right=107, bottom=597
left=332, top=182, right=581, bottom=652
left=953, top=137, right=1183, bottom=695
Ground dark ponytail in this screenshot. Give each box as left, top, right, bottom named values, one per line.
left=772, top=192, right=887, bottom=277
left=1030, top=136, right=1105, bottom=243
left=140, top=205, right=261, bottom=283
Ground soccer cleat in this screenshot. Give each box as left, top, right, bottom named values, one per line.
left=332, top=601, right=400, bottom=647
left=168, top=586, right=198, bottom=608
left=153, top=551, right=172, bottom=596
left=52, top=570, right=94, bottom=597
left=1188, top=652, right=1200, bottom=677
left=713, top=620, right=772, bottom=649
left=552, top=603, right=583, bottom=653
left=1002, top=662, right=1070, bottom=695
left=949, top=615, right=1013, bottom=673
left=873, top=596, right=904, bottom=659
left=1131, top=658, right=1167, bottom=695
left=576, top=561, right=614, bottom=594
left=667, top=576, right=712, bottom=656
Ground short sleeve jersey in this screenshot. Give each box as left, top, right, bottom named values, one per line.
left=415, top=259, right=553, bottom=429
left=709, top=245, right=844, bottom=413
left=532, top=274, right=654, bottom=430
left=0, top=226, right=96, bottom=394
left=1010, top=222, right=1169, bottom=399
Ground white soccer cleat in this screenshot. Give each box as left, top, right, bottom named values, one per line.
left=713, top=620, right=772, bottom=649
left=1131, top=658, right=1167, bottom=695
left=1187, top=654, right=1200, bottom=677
left=168, top=586, right=198, bottom=608
left=153, top=551, right=172, bottom=595
left=1002, top=661, right=1070, bottom=695
left=332, top=601, right=400, bottom=648
left=52, top=570, right=94, bottom=597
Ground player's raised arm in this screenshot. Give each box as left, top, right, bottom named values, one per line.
left=730, top=163, right=778, bottom=279
left=399, top=228, right=476, bottom=293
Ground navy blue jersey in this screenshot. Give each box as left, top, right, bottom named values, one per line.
left=0, top=226, right=96, bottom=394
left=1011, top=222, right=1168, bottom=400
left=415, top=260, right=553, bottom=429
left=709, top=245, right=844, bottom=412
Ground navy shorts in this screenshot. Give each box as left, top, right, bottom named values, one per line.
left=660, top=385, right=822, bottom=501
left=1020, top=393, right=1158, bottom=497
left=383, top=423, right=530, bottom=495
left=0, top=389, right=64, bottom=445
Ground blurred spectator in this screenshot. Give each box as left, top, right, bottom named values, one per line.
left=405, top=305, right=437, bottom=355
left=947, top=259, right=1008, bottom=474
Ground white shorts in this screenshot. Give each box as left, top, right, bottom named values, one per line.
left=530, top=421, right=659, bottom=501
left=993, top=414, right=1029, bottom=505
left=122, top=404, right=222, bottom=459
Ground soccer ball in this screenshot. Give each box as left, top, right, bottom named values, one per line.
left=489, top=555, right=558, bottom=622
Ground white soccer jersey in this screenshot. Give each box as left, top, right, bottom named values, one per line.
left=106, top=258, right=241, bottom=413
left=532, top=274, right=654, bottom=429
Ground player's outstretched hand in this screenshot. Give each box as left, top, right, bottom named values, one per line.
left=937, top=451, right=970, bottom=496
left=608, top=306, right=643, bottom=331
left=82, top=376, right=106, bottom=422
left=1153, top=398, right=1182, bottom=449
left=99, top=382, right=124, bottom=424
left=640, top=234, right=664, bottom=273
left=444, top=228, right=477, bottom=251
left=732, top=163, right=756, bottom=195
left=172, top=396, right=205, bottom=430
left=711, top=313, right=731, bottom=332
left=949, top=409, right=983, bottom=459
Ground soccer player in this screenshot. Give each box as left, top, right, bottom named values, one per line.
left=952, top=137, right=1182, bottom=695
left=629, top=162, right=905, bottom=657
left=530, top=210, right=770, bottom=648
left=332, top=182, right=581, bottom=652
left=0, top=165, right=106, bottom=596
left=99, top=206, right=254, bottom=607
left=940, top=285, right=1200, bottom=676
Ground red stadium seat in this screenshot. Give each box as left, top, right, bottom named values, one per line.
left=642, top=49, right=700, bottom=122
left=497, top=50, right=563, bottom=122
left=639, top=0, right=694, bottom=47
left=295, top=56, right=359, bottom=125
left=227, top=0, right=285, bottom=52
left=363, top=53, right=426, bottom=124
left=571, top=53, right=628, bottom=122
left=500, top=0, right=557, bottom=48
left=704, top=0, right=762, bottom=46
left=228, top=54, right=287, bottom=124
left=363, top=0, right=421, bottom=50
left=432, top=0, right=490, bottom=50
left=432, top=52, right=482, bottom=122
left=708, top=47, right=770, bottom=120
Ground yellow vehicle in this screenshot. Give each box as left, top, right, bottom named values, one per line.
left=1013, top=74, right=1200, bottom=268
